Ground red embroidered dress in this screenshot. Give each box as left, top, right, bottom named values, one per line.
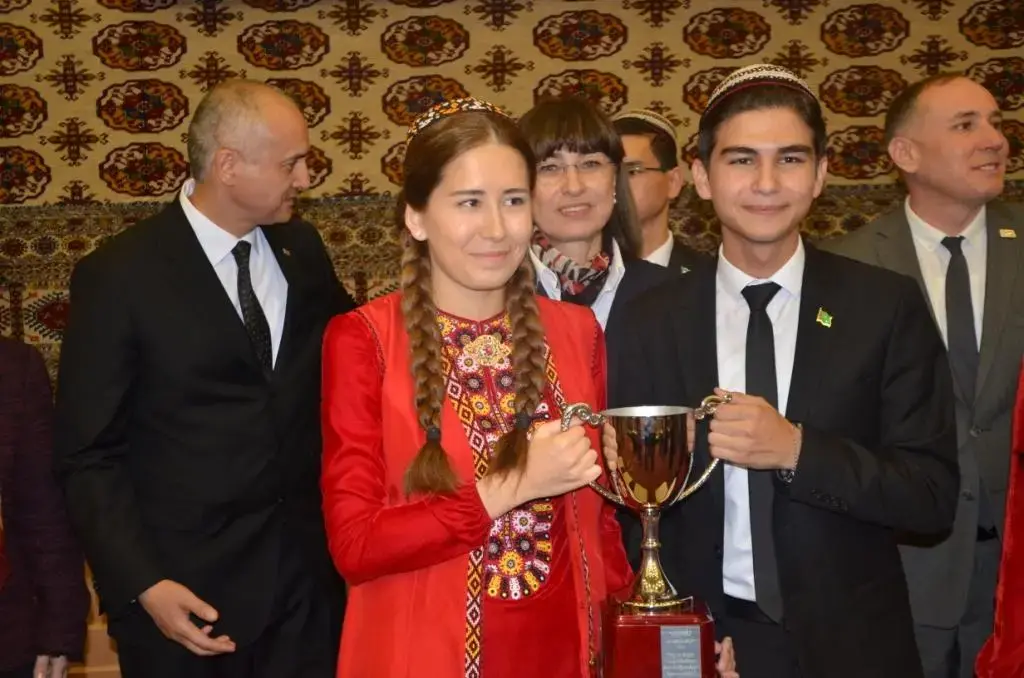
left=322, top=293, right=633, bottom=678
left=436, top=311, right=579, bottom=678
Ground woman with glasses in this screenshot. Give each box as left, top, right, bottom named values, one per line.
left=518, top=97, right=676, bottom=335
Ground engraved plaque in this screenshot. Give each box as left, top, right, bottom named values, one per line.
left=660, top=625, right=703, bottom=678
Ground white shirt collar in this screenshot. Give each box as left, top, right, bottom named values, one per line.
left=643, top=231, right=675, bottom=267
left=530, top=236, right=628, bottom=298
left=905, top=197, right=987, bottom=253
left=717, top=237, right=805, bottom=303
left=179, top=178, right=259, bottom=267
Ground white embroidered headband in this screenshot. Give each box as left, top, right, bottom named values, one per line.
left=406, top=97, right=510, bottom=143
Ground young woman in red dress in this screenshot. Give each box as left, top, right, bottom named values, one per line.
left=319, top=99, right=737, bottom=678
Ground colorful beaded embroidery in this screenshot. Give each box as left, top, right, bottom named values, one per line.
left=437, top=311, right=561, bottom=676
left=406, top=97, right=510, bottom=143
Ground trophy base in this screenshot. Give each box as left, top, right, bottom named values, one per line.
left=603, top=595, right=716, bottom=678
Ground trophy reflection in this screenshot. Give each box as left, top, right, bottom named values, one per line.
left=561, top=395, right=730, bottom=678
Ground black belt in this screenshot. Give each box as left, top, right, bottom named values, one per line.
left=977, top=526, right=999, bottom=542
left=723, top=595, right=778, bottom=625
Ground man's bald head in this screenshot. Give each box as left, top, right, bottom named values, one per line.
left=187, top=79, right=301, bottom=182
left=883, top=73, right=967, bottom=145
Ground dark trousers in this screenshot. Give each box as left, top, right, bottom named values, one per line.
left=720, top=596, right=802, bottom=678
left=116, top=544, right=341, bottom=678
left=916, top=534, right=1001, bottom=678
left=0, top=664, right=33, bottom=678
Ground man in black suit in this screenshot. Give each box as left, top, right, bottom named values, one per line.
left=612, top=108, right=708, bottom=275
left=608, top=65, right=959, bottom=678
left=54, top=80, right=355, bottom=678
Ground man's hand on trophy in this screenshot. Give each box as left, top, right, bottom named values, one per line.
left=716, top=637, right=740, bottom=677
left=706, top=388, right=800, bottom=471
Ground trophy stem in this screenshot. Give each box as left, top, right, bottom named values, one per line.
left=623, top=506, right=689, bottom=613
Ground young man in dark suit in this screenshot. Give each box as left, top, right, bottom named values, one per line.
left=54, top=80, right=355, bottom=678
left=824, top=74, right=1023, bottom=678
left=607, top=65, right=960, bottom=678
left=612, top=109, right=708, bottom=275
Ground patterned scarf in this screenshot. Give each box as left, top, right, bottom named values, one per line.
left=531, top=231, right=612, bottom=301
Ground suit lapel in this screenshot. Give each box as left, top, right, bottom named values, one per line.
left=784, top=243, right=834, bottom=427
left=871, top=211, right=936, bottom=325
left=681, top=264, right=723, bottom=516
left=261, top=224, right=303, bottom=378
left=668, top=237, right=689, bottom=274
left=155, top=202, right=262, bottom=372
left=977, top=203, right=1022, bottom=397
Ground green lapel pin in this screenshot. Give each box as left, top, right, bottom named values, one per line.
left=816, top=307, right=833, bottom=328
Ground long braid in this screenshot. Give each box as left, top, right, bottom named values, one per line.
left=400, top=229, right=458, bottom=495
left=488, top=258, right=549, bottom=477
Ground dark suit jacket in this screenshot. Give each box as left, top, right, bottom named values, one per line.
left=607, top=243, right=959, bottom=678
left=605, top=258, right=676, bottom=334
left=668, top=235, right=710, bottom=275
left=535, top=257, right=675, bottom=367
left=823, top=200, right=1024, bottom=627
left=0, top=339, right=89, bottom=670
left=54, top=201, right=355, bottom=646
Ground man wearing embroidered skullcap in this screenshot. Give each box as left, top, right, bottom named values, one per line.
left=825, top=73, right=1024, bottom=678
left=608, top=63, right=959, bottom=678
left=55, top=79, right=354, bottom=678
left=612, top=109, right=708, bottom=274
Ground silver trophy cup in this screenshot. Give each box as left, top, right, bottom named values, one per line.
left=560, top=394, right=730, bottom=612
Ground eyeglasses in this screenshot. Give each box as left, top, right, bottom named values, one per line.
left=624, top=162, right=666, bottom=177
left=536, top=159, right=616, bottom=181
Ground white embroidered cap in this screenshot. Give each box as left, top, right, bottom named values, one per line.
left=704, top=64, right=816, bottom=115
left=612, top=109, right=678, bottom=143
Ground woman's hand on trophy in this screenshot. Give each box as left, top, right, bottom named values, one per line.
left=517, top=420, right=602, bottom=501
left=716, top=637, right=739, bottom=677
left=479, top=420, right=602, bottom=517
left=707, top=388, right=800, bottom=471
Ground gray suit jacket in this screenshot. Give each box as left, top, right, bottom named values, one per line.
left=823, top=199, right=1024, bottom=627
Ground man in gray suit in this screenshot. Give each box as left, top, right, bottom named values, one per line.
left=825, top=73, right=1024, bottom=678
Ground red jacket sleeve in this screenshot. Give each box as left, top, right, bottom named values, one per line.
left=321, top=312, right=493, bottom=586
left=976, top=358, right=1024, bottom=677
left=592, top=320, right=634, bottom=595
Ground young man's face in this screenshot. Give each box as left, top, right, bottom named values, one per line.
left=621, top=133, right=683, bottom=228
left=692, top=106, right=826, bottom=246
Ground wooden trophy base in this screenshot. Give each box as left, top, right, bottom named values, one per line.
left=602, top=594, right=716, bottom=678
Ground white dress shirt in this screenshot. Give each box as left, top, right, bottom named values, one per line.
left=717, top=239, right=805, bottom=602
left=179, top=179, right=288, bottom=366
left=905, top=199, right=987, bottom=349
left=531, top=237, right=627, bottom=330
left=643, top=231, right=675, bottom=268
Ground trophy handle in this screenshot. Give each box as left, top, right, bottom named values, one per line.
left=673, top=392, right=733, bottom=505
left=560, top=402, right=628, bottom=506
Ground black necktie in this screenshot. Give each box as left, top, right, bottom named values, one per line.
left=232, top=241, right=273, bottom=371
left=741, top=282, right=784, bottom=622
left=942, top=236, right=978, bottom=406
